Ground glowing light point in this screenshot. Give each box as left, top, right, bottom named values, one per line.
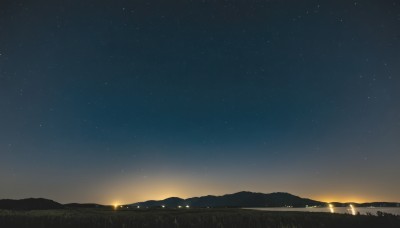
left=349, top=204, right=356, bottom=215
left=186, top=205, right=190, bottom=208
left=162, top=205, right=165, bottom=208
left=178, top=205, right=182, bottom=208
left=328, top=204, right=334, bottom=213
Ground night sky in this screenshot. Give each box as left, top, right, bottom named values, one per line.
left=1, top=0, right=400, bottom=204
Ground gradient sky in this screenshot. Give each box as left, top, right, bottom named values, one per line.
left=1, top=0, right=399, bottom=205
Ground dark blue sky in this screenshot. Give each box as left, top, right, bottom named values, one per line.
left=1, top=0, right=399, bottom=204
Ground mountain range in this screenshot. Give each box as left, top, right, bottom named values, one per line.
left=129, top=191, right=323, bottom=208
left=1, top=192, right=399, bottom=210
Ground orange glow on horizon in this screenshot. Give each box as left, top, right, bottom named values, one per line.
left=112, top=201, right=122, bottom=209
left=316, top=196, right=370, bottom=203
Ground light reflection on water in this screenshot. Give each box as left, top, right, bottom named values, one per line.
left=246, top=207, right=400, bottom=215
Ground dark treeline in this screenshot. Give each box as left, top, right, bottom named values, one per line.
left=0, top=208, right=399, bottom=228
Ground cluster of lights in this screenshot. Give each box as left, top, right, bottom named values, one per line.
left=326, top=203, right=357, bottom=215
left=113, top=204, right=128, bottom=210
left=115, top=203, right=193, bottom=210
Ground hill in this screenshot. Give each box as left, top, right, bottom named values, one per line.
left=64, top=203, right=110, bottom=209
left=0, top=198, right=64, bottom=210
left=130, top=191, right=324, bottom=208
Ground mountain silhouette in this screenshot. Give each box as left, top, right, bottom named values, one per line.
left=0, top=198, right=64, bottom=210
left=64, top=203, right=109, bottom=209
left=2, top=193, right=398, bottom=210
left=130, top=191, right=324, bottom=208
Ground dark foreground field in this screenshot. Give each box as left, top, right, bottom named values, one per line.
left=1, top=208, right=399, bottom=228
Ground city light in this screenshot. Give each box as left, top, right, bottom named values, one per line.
left=349, top=204, right=356, bottom=215
left=328, top=204, right=334, bottom=213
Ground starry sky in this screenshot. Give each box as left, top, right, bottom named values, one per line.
left=1, top=0, right=400, bottom=204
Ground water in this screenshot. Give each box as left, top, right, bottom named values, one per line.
left=246, top=207, right=400, bottom=216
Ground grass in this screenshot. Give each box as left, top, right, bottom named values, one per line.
left=0, top=208, right=399, bottom=228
